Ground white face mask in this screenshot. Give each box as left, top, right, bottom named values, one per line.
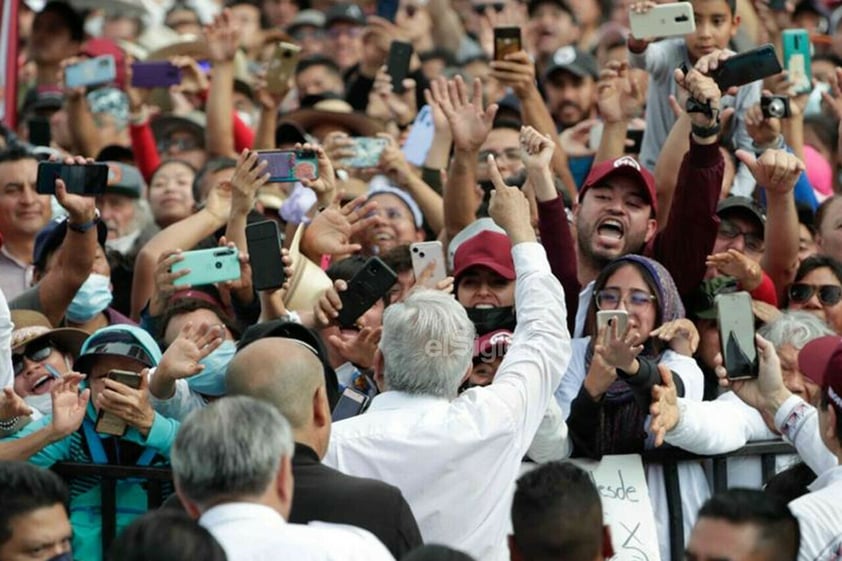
left=24, top=392, right=53, bottom=416
left=237, top=109, right=255, bottom=129
left=84, top=14, right=104, bottom=37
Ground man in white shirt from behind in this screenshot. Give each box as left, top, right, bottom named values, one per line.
left=170, top=396, right=395, bottom=561
left=324, top=163, right=572, bottom=561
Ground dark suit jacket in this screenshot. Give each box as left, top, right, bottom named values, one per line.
left=290, top=443, right=423, bottom=558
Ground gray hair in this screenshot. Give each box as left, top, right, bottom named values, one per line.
left=380, top=289, right=476, bottom=400
left=171, top=396, right=294, bottom=506
left=758, top=310, right=834, bottom=350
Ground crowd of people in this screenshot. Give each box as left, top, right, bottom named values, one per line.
left=0, top=0, right=841, bottom=559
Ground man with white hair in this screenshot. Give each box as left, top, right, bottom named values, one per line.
left=324, top=175, right=572, bottom=561
left=171, top=396, right=395, bottom=561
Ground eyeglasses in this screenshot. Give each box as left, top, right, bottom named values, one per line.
left=157, top=137, right=200, bottom=153
left=717, top=220, right=764, bottom=254
left=787, top=283, right=842, bottom=306
left=478, top=148, right=521, bottom=164
left=12, top=341, right=56, bottom=376
left=473, top=2, right=506, bottom=14
left=595, top=288, right=656, bottom=311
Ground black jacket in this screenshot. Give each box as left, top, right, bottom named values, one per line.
left=290, top=443, right=423, bottom=558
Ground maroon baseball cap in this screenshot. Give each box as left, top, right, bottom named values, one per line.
left=798, top=335, right=842, bottom=409
left=473, top=329, right=513, bottom=359
left=578, top=155, right=658, bottom=216
left=452, top=230, right=515, bottom=284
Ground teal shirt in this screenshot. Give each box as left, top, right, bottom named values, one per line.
left=5, top=405, right=178, bottom=561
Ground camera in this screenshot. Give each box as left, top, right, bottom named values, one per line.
left=761, top=95, right=791, bottom=119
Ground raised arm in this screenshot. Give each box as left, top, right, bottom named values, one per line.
left=60, top=58, right=102, bottom=158
left=593, top=61, right=646, bottom=164
left=204, top=9, right=240, bottom=158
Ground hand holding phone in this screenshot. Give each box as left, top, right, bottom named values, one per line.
left=246, top=220, right=285, bottom=290
left=386, top=41, right=413, bottom=95
left=343, top=137, right=389, bottom=168
left=130, top=61, right=182, bottom=88
left=629, top=3, right=695, bottom=39
left=596, top=310, right=629, bottom=335
left=171, top=247, right=241, bottom=287
left=493, top=27, right=522, bottom=61
left=337, top=257, right=398, bottom=328
left=94, top=370, right=142, bottom=437
left=267, top=42, right=301, bottom=94
left=257, top=149, right=319, bottom=183
left=36, top=162, right=109, bottom=196
left=410, top=242, right=447, bottom=287
left=715, top=291, right=758, bottom=380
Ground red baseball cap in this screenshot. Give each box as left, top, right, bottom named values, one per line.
left=473, top=329, right=513, bottom=359
left=797, top=335, right=842, bottom=410
left=452, top=230, right=515, bottom=284
left=578, top=155, right=658, bottom=216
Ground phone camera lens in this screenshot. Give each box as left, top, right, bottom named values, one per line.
left=769, top=98, right=785, bottom=117
left=419, top=252, right=425, bottom=258
left=215, top=261, right=222, bottom=269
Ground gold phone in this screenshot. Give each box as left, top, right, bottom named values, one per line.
left=94, top=370, right=141, bottom=437
left=266, top=42, right=301, bottom=94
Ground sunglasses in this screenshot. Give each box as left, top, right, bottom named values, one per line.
left=473, top=2, right=506, bottom=14
left=595, top=288, right=656, bottom=311
left=717, top=220, right=764, bottom=254
left=12, top=341, right=56, bottom=376
left=787, top=283, right=842, bottom=306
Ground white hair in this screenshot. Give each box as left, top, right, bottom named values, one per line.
left=380, top=289, right=476, bottom=400
left=171, top=396, right=294, bottom=506
left=759, top=310, right=834, bottom=350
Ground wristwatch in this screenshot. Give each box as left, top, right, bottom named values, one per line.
left=67, top=209, right=101, bottom=234
left=691, top=120, right=721, bottom=139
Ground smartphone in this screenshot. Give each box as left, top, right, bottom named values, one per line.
left=493, top=27, right=522, bottom=61
left=596, top=310, right=629, bottom=335
left=376, top=0, right=400, bottom=23
left=410, top=241, right=446, bottom=287
left=246, top=220, right=285, bottom=291
left=625, top=129, right=644, bottom=154
left=343, top=137, right=388, bottom=168
left=130, top=61, right=182, bottom=88
left=65, top=55, right=117, bottom=89
left=36, top=162, right=109, bottom=196
left=171, top=247, right=241, bottom=287
left=715, top=291, right=759, bottom=380
left=711, top=44, right=782, bottom=90
left=257, top=149, right=319, bottom=183
left=629, top=3, right=695, bottom=38
left=332, top=387, right=370, bottom=421
left=386, top=41, right=413, bottom=95
left=337, top=257, right=399, bottom=328
left=94, top=370, right=142, bottom=437
left=266, top=42, right=301, bottom=95
left=783, top=29, right=812, bottom=95
left=28, top=117, right=51, bottom=147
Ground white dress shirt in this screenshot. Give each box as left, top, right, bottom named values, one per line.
left=324, top=242, right=571, bottom=561
left=789, top=465, right=842, bottom=561
left=0, top=287, right=12, bottom=390
left=200, top=502, right=395, bottom=561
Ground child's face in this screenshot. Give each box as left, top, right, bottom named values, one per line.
left=685, top=0, right=739, bottom=63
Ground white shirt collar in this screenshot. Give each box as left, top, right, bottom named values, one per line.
left=366, top=390, right=449, bottom=413
left=808, top=464, right=842, bottom=492
left=200, top=502, right=286, bottom=528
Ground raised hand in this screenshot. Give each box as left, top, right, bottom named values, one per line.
left=96, top=371, right=156, bottom=437
left=558, top=118, right=598, bottom=156
left=489, top=50, right=537, bottom=100
left=429, top=75, right=498, bottom=152
left=50, top=373, right=90, bottom=437
left=736, top=148, right=804, bottom=195
left=58, top=56, right=86, bottom=101
left=487, top=154, right=534, bottom=245
left=706, top=249, right=763, bottom=289
left=594, top=320, right=643, bottom=372
left=649, top=365, right=680, bottom=447
left=204, top=176, right=234, bottom=222
left=157, top=322, right=226, bottom=381
left=327, top=326, right=383, bottom=369
left=673, top=66, right=722, bottom=128
left=423, top=88, right=452, bottom=138
left=53, top=155, right=99, bottom=224
left=301, top=195, right=381, bottom=259
left=368, top=66, right=417, bottom=127
left=519, top=125, right=555, bottom=174
left=628, top=0, right=658, bottom=48
left=205, top=9, right=241, bottom=63
left=378, top=133, right=413, bottom=184
left=169, top=55, right=209, bottom=95
left=323, top=132, right=357, bottom=170
left=0, top=388, right=33, bottom=420
left=597, top=60, right=644, bottom=124
left=297, top=143, right=337, bottom=207
left=230, top=149, right=270, bottom=215
left=715, top=334, right=792, bottom=416
left=650, top=318, right=699, bottom=357
left=314, top=280, right=346, bottom=327
left=150, top=250, right=190, bottom=316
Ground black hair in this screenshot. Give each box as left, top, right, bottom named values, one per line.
left=0, top=144, right=38, bottom=165
left=763, top=462, right=817, bottom=503
left=511, top=462, right=604, bottom=561
left=193, top=157, right=237, bottom=203
left=225, top=0, right=272, bottom=29
left=0, top=462, right=69, bottom=546
left=690, top=0, right=736, bottom=16
left=797, top=201, right=816, bottom=234
left=380, top=244, right=413, bottom=275
left=814, top=195, right=842, bottom=234
left=492, top=117, right=524, bottom=132
left=157, top=293, right=241, bottom=346
left=96, top=144, right=135, bottom=164
left=401, top=545, right=476, bottom=561
left=813, top=52, right=842, bottom=68
left=785, top=254, right=842, bottom=307
left=107, top=510, right=226, bottom=561
left=697, top=488, right=800, bottom=561
left=295, top=55, right=342, bottom=78
left=36, top=1, right=85, bottom=43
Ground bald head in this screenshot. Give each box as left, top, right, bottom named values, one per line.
left=226, top=338, right=325, bottom=429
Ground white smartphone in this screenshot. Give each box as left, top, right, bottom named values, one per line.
left=629, top=3, right=695, bottom=39
left=596, top=310, right=629, bottom=335
left=715, top=291, right=758, bottom=380
left=410, top=241, right=447, bottom=287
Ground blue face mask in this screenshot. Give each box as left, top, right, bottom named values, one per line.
left=66, top=274, right=113, bottom=323
left=189, top=340, right=237, bottom=397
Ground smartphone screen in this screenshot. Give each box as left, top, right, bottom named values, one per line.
left=36, top=162, right=109, bottom=196
left=386, top=41, right=413, bottom=94
left=494, top=27, right=522, bottom=61
left=715, top=292, right=758, bottom=380
left=257, top=150, right=318, bottom=183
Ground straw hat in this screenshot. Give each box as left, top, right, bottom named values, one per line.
left=283, top=224, right=333, bottom=313
left=11, top=310, right=89, bottom=355
left=282, top=95, right=384, bottom=139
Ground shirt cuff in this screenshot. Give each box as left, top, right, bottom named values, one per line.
left=512, top=242, right=551, bottom=276
left=664, top=398, right=691, bottom=445
left=774, top=395, right=812, bottom=443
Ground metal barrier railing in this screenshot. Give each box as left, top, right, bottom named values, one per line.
left=51, top=439, right=797, bottom=561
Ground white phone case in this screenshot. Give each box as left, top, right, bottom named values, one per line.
left=410, top=242, right=447, bottom=286
left=596, top=310, right=629, bottom=335
left=629, top=3, right=696, bottom=39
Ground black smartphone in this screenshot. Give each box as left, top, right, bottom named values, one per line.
left=332, top=387, right=370, bottom=421
left=494, top=27, right=522, bottom=61
left=246, top=220, right=285, bottom=291
left=94, top=370, right=142, bottom=436
left=377, top=0, right=400, bottom=22
left=386, top=41, right=413, bottom=95
left=715, top=292, right=759, bottom=380
left=625, top=129, right=644, bottom=154
left=712, top=44, right=782, bottom=90
left=36, top=162, right=109, bottom=196
left=28, top=117, right=51, bottom=147
left=337, top=257, right=398, bottom=328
